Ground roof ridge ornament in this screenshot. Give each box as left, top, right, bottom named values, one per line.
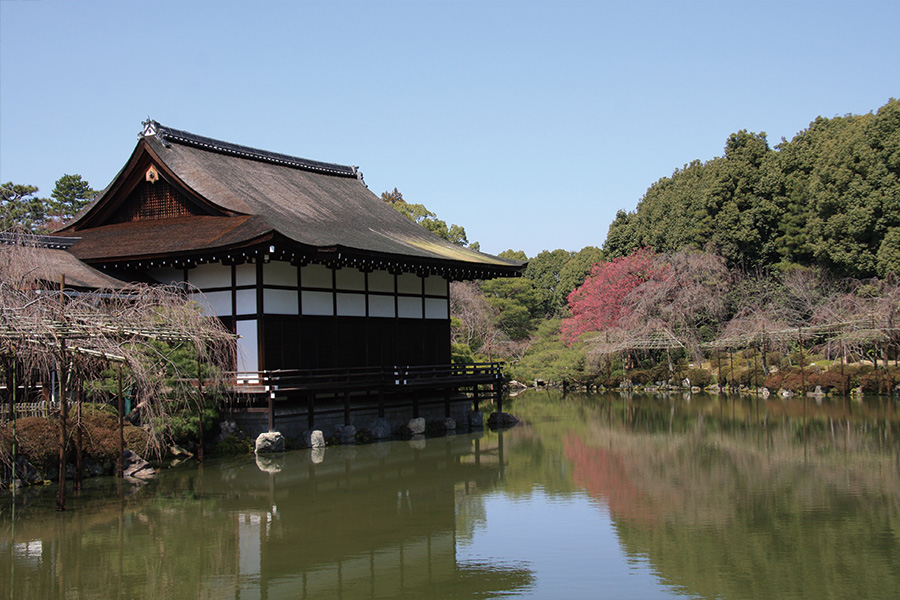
left=140, top=118, right=158, bottom=138
left=139, top=118, right=170, bottom=147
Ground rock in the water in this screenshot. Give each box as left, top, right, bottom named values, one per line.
left=310, top=429, right=326, bottom=448
left=14, top=455, right=43, bottom=485
left=441, top=417, right=456, bottom=431
left=123, top=450, right=156, bottom=479
left=216, top=420, right=240, bottom=443
left=487, top=412, right=519, bottom=429
left=255, top=431, right=286, bottom=454
left=368, top=418, right=392, bottom=439
left=337, top=425, right=357, bottom=444
left=407, top=417, right=426, bottom=435
left=303, top=429, right=326, bottom=448
left=468, top=410, right=484, bottom=429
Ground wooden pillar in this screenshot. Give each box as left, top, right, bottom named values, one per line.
left=267, top=392, right=275, bottom=432
left=728, top=348, right=735, bottom=392
left=444, top=388, right=451, bottom=418
left=343, top=390, right=351, bottom=426
left=10, top=359, right=17, bottom=489
left=798, top=327, right=805, bottom=397
left=117, top=365, right=125, bottom=478
left=495, top=379, right=503, bottom=414
left=57, top=339, right=68, bottom=512
left=75, top=377, right=83, bottom=491
left=197, top=358, right=206, bottom=463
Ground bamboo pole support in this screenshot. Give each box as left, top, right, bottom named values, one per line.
left=117, top=365, right=125, bottom=478
left=57, top=338, right=68, bottom=511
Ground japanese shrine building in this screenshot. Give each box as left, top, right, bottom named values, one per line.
left=58, top=121, right=524, bottom=377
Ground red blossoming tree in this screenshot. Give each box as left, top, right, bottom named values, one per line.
left=561, top=248, right=666, bottom=345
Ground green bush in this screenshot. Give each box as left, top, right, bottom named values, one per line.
left=686, top=368, right=713, bottom=388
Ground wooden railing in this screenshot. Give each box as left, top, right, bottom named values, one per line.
left=225, top=363, right=505, bottom=430
left=228, top=363, right=502, bottom=392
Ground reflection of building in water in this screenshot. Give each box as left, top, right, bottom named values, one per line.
left=3, top=432, right=527, bottom=599
left=205, top=432, right=530, bottom=599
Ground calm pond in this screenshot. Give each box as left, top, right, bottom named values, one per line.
left=2, top=390, right=899, bottom=599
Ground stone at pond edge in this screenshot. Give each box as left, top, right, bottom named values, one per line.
left=407, top=417, right=426, bottom=435
left=303, top=429, right=326, bottom=448
left=14, top=455, right=43, bottom=485
left=337, top=425, right=357, bottom=444
left=440, top=418, right=456, bottom=431
left=216, top=419, right=242, bottom=443
left=255, top=431, right=286, bottom=453
left=487, top=412, right=519, bottom=429
left=123, top=450, right=156, bottom=479
left=368, top=418, right=391, bottom=439
left=468, top=410, right=483, bottom=429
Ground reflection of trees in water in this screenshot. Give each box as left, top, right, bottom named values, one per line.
left=1, top=436, right=535, bottom=599
left=507, top=391, right=900, bottom=600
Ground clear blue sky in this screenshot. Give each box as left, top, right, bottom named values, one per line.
left=1, top=0, right=897, bottom=258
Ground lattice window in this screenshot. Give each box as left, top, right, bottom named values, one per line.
left=111, top=179, right=198, bottom=223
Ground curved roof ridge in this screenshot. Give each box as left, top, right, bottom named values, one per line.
left=139, top=119, right=362, bottom=179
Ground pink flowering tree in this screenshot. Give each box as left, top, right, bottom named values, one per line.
left=561, top=248, right=666, bottom=345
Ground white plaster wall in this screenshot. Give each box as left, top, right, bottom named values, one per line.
left=302, top=291, right=334, bottom=315
left=236, top=263, right=256, bottom=286
left=424, top=275, right=448, bottom=297
left=187, top=263, right=231, bottom=288
left=264, top=289, right=298, bottom=315
left=263, top=260, right=296, bottom=286
left=336, top=293, right=366, bottom=316
left=191, top=290, right=232, bottom=317
left=397, top=296, right=423, bottom=319
left=368, top=295, right=395, bottom=318
left=397, top=272, right=421, bottom=294
left=236, top=289, right=256, bottom=315
left=235, top=320, right=259, bottom=373
left=368, top=270, right=394, bottom=293
left=425, top=297, right=449, bottom=319
left=336, top=268, right=365, bottom=291
left=302, top=264, right=332, bottom=288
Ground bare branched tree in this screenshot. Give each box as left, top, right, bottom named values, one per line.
left=0, top=234, right=235, bottom=459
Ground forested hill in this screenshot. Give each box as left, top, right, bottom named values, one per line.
left=603, top=99, right=900, bottom=279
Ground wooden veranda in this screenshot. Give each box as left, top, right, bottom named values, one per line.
left=227, top=362, right=505, bottom=431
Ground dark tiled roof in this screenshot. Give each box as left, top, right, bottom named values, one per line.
left=0, top=232, right=127, bottom=289
left=64, top=122, right=524, bottom=278
left=143, top=120, right=360, bottom=178
left=68, top=215, right=272, bottom=261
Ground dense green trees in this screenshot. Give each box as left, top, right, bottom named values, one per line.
left=449, top=246, right=604, bottom=363
left=0, top=174, right=96, bottom=233
left=450, top=100, right=898, bottom=386
left=48, top=173, right=95, bottom=225
left=0, top=183, right=46, bottom=232
left=605, top=99, right=900, bottom=279
left=382, top=187, right=472, bottom=247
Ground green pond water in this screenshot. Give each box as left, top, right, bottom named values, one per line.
left=2, top=390, right=899, bottom=599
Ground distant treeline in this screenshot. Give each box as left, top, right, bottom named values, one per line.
left=604, top=99, right=900, bottom=279
left=447, top=100, right=900, bottom=387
